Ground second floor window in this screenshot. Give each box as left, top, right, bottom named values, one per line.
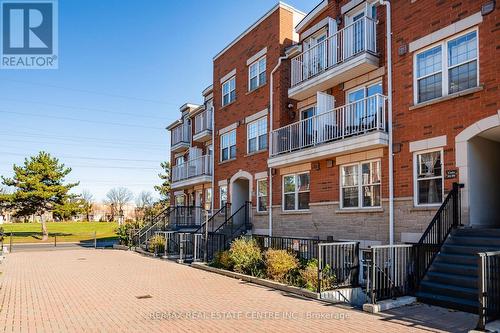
left=220, top=130, right=236, bottom=161
left=222, top=77, right=236, bottom=106
left=249, top=57, right=266, bottom=91
left=247, top=117, right=267, bottom=153
left=415, top=30, right=478, bottom=104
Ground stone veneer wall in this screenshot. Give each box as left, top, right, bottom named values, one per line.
left=250, top=199, right=439, bottom=247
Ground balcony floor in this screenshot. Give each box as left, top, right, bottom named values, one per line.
left=171, top=175, right=212, bottom=190
left=268, top=130, right=388, bottom=168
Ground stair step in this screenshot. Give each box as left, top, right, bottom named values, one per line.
left=416, top=291, right=478, bottom=313
left=419, top=280, right=477, bottom=300
left=436, top=253, right=477, bottom=265
left=424, top=271, right=477, bottom=288
left=453, top=228, right=500, bottom=237
left=442, top=244, right=500, bottom=255
left=430, top=261, right=477, bottom=276
left=448, top=235, right=500, bottom=247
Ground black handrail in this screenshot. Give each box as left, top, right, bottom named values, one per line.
left=213, top=201, right=251, bottom=234
left=414, top=182, right=463, bottom=289
left=134, top=206, right=175, bottom=241
left=193, top=203, right=231, bottom=234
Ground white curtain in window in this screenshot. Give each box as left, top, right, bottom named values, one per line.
left=421, top=153, right=439, bottom=203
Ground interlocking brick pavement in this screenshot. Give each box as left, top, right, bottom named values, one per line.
left=0, top=249, right=476, bottom=332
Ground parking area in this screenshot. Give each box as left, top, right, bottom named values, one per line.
left=0, top=249, right=477, bottom=332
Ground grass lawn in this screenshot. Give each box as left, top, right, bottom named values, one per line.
left=2, top=222, right=119, bottom=243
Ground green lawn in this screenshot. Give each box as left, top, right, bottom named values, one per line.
left=2, top=222, right=119, bottom=243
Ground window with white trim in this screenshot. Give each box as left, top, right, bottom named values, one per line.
left=249, top=57, right=266, bottom=91
left=222, top=77, right=236, bottom=106
left=341, top=160, right=381, bottom=208
left=205, top=188, right=212, bottom=211
left=257, top=179, right=268, bottom=212
left=414, top=30, right=478, bottom=104
left=220, top=130, right=236, bottom=161
left=219, top=185, right=227, bottom=208
left=175, top=194, right=185, bottom=206
left=175, top=156, right=184, bottom=166
left=283, top=172, right=310, bottom=211
left=414, top=149, right=443, bottom=206
left=247, top=117, right=267, bottom=153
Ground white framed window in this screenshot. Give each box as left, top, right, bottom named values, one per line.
left=249, top=56, right=266, bottom=91
left=340, top=160, right=381, bottom=209
left=247, top=117, right=267, bottom=153
left=219, top=185, right=227, bottom=208
left=205, top=188, right=212, bottom=211
left=220, top=130, right=236, bottom=161
left=257, top=179, right=268, bottom=212
left=175, top=156, right=184, bottom=166
left=414, top=29, right=478, bottom=104
left=283, top=172, right=310, bottom=211
left=175, top=194, right=186, bottom=206
left=222, top=76, right=236, bottom=106
left=414, top=149, right=444, bottom=206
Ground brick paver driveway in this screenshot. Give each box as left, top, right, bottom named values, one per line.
left=0, top=249, right=476, bottom=332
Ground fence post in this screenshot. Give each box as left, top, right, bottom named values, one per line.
left=204, top=212, right=209, bottom=262
left=94, top=231, right=97, bottom=249
left=9, top=233, right=13, bottom=253
left=477, top=253, right=487, bottom=331
left=371, top=248, right=376, bottom=304
left=128, top=229, right=132, bottom=250
left=54, top=234, right=57, bottom=247
left=452, top=182, right=459, bottom=227
left=317, top=244, right=322, bottom=294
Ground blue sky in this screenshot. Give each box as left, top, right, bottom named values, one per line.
left=0, top=0, right=315, bottom=201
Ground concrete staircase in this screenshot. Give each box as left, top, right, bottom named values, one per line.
left=416, top=228, right=500, bottom=313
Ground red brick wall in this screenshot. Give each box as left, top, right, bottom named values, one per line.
left=213, top=7, right=298, bottom=209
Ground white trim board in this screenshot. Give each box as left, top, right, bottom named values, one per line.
left=409, top=12, right=482, bottom=52
left=218, top=122, right=238, bottom=135
left=220, top=69, right=236, bottom=84
left=246, top=47, right=267, bottom=66
left=295, top=0, right=328, bottom=33
left=245, top=108, right=268, bottom=124
left=214, top=2, right=305, bottom=60
left=409, top=135, right=447, bottom=152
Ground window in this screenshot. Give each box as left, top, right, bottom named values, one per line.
left=222, top=77, right=236, bottom=106
left=341, top=160, right=381, bottom=208
left=414, top=149, right=443, bottom=206
left=175, top=156, right=184, bottom=166
left=257, top=179, right=268, bottom=212
left=220, top=130, right=236, bottom=161
left=219, top=185, right=227, bottom=208
left=415, top=30, right=478, bottom=104
left=283, top=172, right=310, bottom=211
left=205, top=188, right=212, bottom=211
left=346, top=81, right=383, bottom=132
left=247, top=117, right=267, bottom=153
left=175, top=194, right=185, bottom=206
left=249, top=57, right=266, bottom=91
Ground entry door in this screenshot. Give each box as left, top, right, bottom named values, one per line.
left=300, top=106, right=316, bottom=148
left=345, top=4, right=372, bottom=57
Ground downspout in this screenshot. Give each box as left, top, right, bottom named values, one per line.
left=269, top=55, right=288, bottom=237
left=379, top=0, right=394, bottom=244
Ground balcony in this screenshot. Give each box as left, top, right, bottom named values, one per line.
left=171, top=154, right=212, bottom=189
left=289, top=16, right=379, bottom=100
left=268, top=94, right=388, bottom=168
left=171, top=123, right=191, bottom=153
left=193, top=108, right=213, bottom=142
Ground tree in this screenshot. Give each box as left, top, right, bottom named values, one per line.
left=105, top=187, right=133, bottom=221
left=81, top=190, right=94, bottom=221
left=154, top=161, right=171, bottom=204
left=53, top=195, right=85, bottom=221
left=0, top=151, right=78, bottom=240
left=135, top=191, right=155, bottom=223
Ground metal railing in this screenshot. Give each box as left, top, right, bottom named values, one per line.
left=271, top=94, right=387, bottom=156
left=172, top=155, right=212, bottom=182
left=170, top=206, right=207, bottom=229
left=414, top=183, right=463, bottom=287
left=194, top=108, right=213, bottom=134
left=477, top=251, right=500, bottom=330
left=134, top=207, right=174, bottom=247
left=213, top=202, right=251, bottom=245
left=367, top=244, right=415, bottom=304
left=318, top=242, right=360, bottom=293
left=252, top=235, right=321, bottom=261
left=291, top=16, right=377, bottom=87
left=171, top=123, right=190, bottom=146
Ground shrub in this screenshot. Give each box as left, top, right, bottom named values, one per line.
left=116, top=223, right=133, bottom=245
left=228, top=237, right=262, bottom=275
left=148, top=234, right=165, bottom=254
left=212, top=250, right=233, bottom=270
left=264, top=249, right=299, bottom=283
left=299, top=259, right=336, bottom=292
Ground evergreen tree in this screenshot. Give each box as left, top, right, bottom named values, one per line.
left=154, top=161, right=171, bottom=204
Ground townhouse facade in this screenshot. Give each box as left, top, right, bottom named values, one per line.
left=168, top=0, right=499, bottom=247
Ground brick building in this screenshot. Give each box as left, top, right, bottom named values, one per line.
left=168, top=0, right=499, bottom=244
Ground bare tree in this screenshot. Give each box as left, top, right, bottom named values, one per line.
left=81, top=190, right=94, bottom=221
left=135, top=191, right=155, bottom=223
left=105, top=187, right=133, bottom=221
